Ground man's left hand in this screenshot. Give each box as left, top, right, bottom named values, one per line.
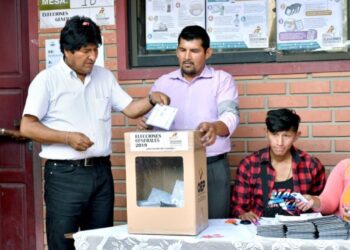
left=197, top=122, right=217, bottom=147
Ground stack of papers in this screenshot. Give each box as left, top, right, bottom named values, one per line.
left=257, top=214, right=350, bottom=239
left=285, top=221, right=316, bottom=239
left=311, top=215, right=349, bottom=240
left=256, top=224, right=286, bottom=238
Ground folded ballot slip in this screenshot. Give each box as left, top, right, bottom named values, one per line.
left=146, top=104, right=178, bottom=130
left=291, top=192, right=309, bottom=203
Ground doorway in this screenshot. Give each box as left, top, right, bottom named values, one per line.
left=0, top=0, right=41, bottom=249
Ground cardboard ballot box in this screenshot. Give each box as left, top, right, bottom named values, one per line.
left=124, top=130, right=208, bottom=235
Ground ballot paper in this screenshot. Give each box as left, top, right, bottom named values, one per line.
left=276, top=212, right=322, bottom=223
left=146, top=104, right=178, bottom=130
left=290, top=192, right=309, bottom=203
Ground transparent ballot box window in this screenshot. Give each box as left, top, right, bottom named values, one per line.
left=136, top=156, right=184, bottom=208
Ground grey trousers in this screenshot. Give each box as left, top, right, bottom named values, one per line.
left=207, top=157, right=231, bottom=219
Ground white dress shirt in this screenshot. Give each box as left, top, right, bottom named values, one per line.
left=23, top=59, right=132, bottom=159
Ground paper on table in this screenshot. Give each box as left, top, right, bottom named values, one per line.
left=276, top=212, right=322, bottom=223
left=146, top=104, right=178, bottom=130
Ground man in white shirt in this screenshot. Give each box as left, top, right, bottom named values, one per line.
left=20, top=16, right=169, bottom=250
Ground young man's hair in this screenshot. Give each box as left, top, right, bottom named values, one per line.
left=178, top=25, right=210, bottom=51
left=265, top=108, right=301, bottom=133
left=60, top=15, right=102, bottom=54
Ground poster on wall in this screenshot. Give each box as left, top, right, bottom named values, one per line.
left=207, top=0, right=269, bottom=49
left=276, top=0, right=344, bottom=51
left=39, top=0, right=115, bottom=29
left=145, top=0, right=206, bottom=50
left=45, top=39, right=104, bottom=68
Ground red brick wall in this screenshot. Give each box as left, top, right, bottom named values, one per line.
left=38, top=8, right=350, bottom=228
left=232, top=74, right=350, bottom=176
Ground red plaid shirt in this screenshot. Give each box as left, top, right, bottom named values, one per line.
left=231, top=146, right=326, bottom=218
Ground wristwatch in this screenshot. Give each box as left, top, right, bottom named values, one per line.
left=148, top=94, right=156, bottom=106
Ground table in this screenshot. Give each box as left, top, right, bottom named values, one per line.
left=73, top=219, right=350, bottom=250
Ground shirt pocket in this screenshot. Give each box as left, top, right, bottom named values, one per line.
left=95, top=97, right=111, bottom=120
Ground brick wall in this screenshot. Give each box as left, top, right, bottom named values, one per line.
left=38, top=11, right=350, bottom=229
left=231, top=74, right=350, bottom=176
left=114, top=69, right=350, bottom=224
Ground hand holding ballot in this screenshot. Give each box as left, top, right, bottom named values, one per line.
left=296, top=194, right=320, bottom=212
left=137, top=104, right=178, bottom=131
left=292, top=192, right=310, bottom=203
left=146, top=104, right=178, bottom=130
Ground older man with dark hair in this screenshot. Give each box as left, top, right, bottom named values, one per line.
left=20, top=16, right=169, bottom=249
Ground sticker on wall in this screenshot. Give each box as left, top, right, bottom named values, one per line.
left=45, top=38, right=104, bottom=68
left=39, top=0, right=115, bottom=29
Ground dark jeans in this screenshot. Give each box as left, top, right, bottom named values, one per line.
left=207, top=157, right=231, bottom=219
left=44, top=157, right=114, bottom=250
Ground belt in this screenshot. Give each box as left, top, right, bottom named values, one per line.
left=207, top=153, right=227, bottom=164
left=47, top=156, right=110, bottom=167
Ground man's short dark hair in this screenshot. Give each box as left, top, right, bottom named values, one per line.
left=265, top=108, right=301, bottom=133
left=60, top=15, right=102, bottom=54
left=178, top=25, right=210, bottom=51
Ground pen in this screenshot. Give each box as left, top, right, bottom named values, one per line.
left=225, top=219, right=238, bottom=225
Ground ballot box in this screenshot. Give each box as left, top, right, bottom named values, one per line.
left=124, top=130, right=208, bottom=235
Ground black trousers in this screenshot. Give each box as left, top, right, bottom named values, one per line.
left=207, top=155, right=231, bottom=219
left=44, top=157, right=114, bottom=250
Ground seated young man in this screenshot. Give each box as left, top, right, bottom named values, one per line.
left=231, top=108, right=326, bottom=223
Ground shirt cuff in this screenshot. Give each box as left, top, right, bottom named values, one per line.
left=219, top=112, right=240, bottom=136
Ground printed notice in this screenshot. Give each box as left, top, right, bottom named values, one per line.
left=39, top=0, right=115, bottom=29
left=276, top=0, right=344, bottom=51
left=45, top=38, right=104, bottom=68
left=207, top=0, right=269, bottom=49
left=145, top=0, right=269, bottom=50
left=145, top=0, right=206, bottom=50
left=130, top=131, right=189, bottom=152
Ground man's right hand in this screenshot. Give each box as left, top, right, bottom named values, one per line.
left=66, top=132, right=94, bottom=151
left=137, top=116, right=153, bottom=131
left=239, top=211, right=260, bottom=223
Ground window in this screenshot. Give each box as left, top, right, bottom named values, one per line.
left=128, top=0, right=350, bottom=67
left=117, top=0, right=350, bottom=80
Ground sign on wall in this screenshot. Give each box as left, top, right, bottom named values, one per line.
left=276, top=0, right=345, bottom=51
left=39, top=0, right=115, bottom=29
left=145, top=0, right=269, bottom=50
left=207, top=0, right=269, bottom=49
left=45, top=38, right=104, bottom=68
left=145, top=0, right=206, bottom=50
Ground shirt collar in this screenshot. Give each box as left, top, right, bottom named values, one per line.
left=58, top=58, right=93, bottom=81
left=260, top=147, right=270, bottom=164
left=260, top=146, right=301, bottom=164
left=59, top=58, right=75, bottom=77
left=169, top=65, right=213, bottom=81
